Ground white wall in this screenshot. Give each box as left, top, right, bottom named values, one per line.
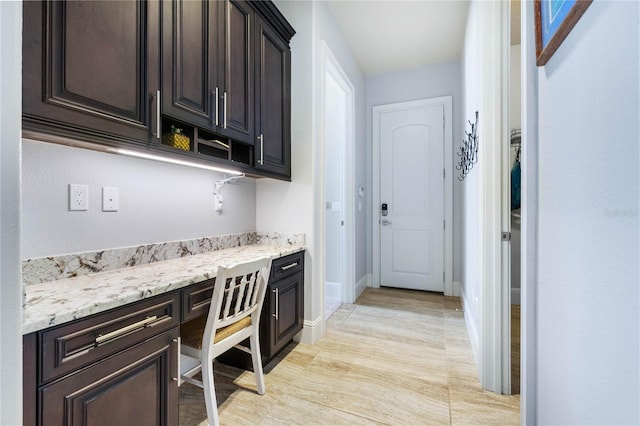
left=460, top=0, right=483, bottom=364
left=534, top=1, right=639, bottom=423
left=0, top=2, right=23, bottom=423
left=366, top=60, right=462, bottom=284
left=314, top=1, right=367, bottom=289
left=22, top=139, right=256, bottom=258
left=260, top=0, right=366, bottom=342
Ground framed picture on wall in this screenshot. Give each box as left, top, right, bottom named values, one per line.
left=535, top=0, right=593, bottom=66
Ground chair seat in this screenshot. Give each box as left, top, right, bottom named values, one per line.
left=181, top=315, right=252, bottom=349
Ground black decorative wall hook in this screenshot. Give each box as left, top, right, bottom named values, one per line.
left=456, top=111, right=479, bottom=181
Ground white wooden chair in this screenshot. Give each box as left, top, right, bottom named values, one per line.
left=179, top=258, right=272, bottom=426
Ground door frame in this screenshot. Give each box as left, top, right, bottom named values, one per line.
left=475, top=0, right=512, bottom=395
left=372, top=96, right=453, bottom=295
left=319, top=41, right=356, bottom=307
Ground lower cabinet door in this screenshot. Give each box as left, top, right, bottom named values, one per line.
left=268, top=272, right=304, bottom=357
left=40, top=328, right=179, bottom=426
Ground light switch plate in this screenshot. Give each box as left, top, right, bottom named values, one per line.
left=102, top=187, right=119, bottom=212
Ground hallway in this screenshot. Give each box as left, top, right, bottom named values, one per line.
left=180, top=288, right=519, bottom=425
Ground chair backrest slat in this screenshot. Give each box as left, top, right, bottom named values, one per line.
left=205, top=258, right=272, bottom=334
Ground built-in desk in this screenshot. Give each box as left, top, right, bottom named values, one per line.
left=22, top=245, right=304, bottom=426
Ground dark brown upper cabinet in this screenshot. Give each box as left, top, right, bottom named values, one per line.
left=161, top=0, right=221, bottom=131
left=162, top=0, right=253, bottom=145
left=223, top=0, right=255, bottom=143
left=254, top=14, right=292, bottom=177
left=23, top=1, right=161, bottom=147
left=23, top=0, right=294, bottom=180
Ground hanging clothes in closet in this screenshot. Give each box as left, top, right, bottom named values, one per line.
left=510, top=129, right=521, bottom=210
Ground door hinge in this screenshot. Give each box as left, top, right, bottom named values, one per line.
left=443, top=115, right=445, bottom=129
left=501, top=232, right=512, bottom=241
left=443, top=168, right=445, bottom=179
left=443, top=220, right=445, bottom=230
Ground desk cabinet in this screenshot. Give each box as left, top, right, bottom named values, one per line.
left=23, top=292, right=180, bottom=426
left=262, top=251, right=304, bottom=359
left=23, top=251, right=304, bottom=425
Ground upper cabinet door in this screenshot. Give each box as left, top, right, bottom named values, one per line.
left=162, top=0, right=221, bottom=129
left=221, top=0, right=254, bottom=144
left=254, top=15, right=291, bottom=177
left=22, top=1, right=160, bottom=146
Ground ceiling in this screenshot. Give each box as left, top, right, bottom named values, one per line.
left=326, top=0, right=521, bottom=76
left=326, top=0, right=470, bottom=75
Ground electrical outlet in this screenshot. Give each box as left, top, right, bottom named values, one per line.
left=69, top=184, right=88, bottom=211
left=102, top=187, right=119, bottom=212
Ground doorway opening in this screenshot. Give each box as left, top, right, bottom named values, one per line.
left=508, top=0, right=522, bottom=395
left=321, top=42, right=355, bottom=320
left=372, top=97, right=453, bottom=294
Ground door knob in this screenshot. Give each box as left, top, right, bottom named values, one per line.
left=381, top=219, right=392, bottom=225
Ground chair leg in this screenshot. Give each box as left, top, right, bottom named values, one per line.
left=249, top=332, right=266, bottom=395
left=201, top=354, right=220, bottom=426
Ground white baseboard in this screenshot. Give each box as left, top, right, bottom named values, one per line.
left=298, top=316, right=324, bottom=345
left=444, top=280, right=452, bottom=296
left=355, top=275, right=369, bottom=299
left=325, top=281, right=341, bottom=300
left=461, top=286, right=480, bottom=369
left=453, top=281, right=461, bottom=297
left=511, top=287, right=521, bottom=305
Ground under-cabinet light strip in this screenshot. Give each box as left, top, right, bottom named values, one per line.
left=22, top=131, right=243, bottom=176
left=114, top=148, right=243, bottom=175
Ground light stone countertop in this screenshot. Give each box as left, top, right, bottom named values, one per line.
left=23, top=244, right=304, bottom=335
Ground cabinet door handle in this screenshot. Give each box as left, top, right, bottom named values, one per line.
left=173, top=336, right=181, bottom=385
left=258, top=134, right=264, bottom=165
left=272, top=288, right=279, bottom=320
left=223, top=91, right=227, bottom=129
left=281, top=262, right=298, bottom=271
left=214, top=87, right=219, bottom=126
left=95, top=315, right=158, bottom=345
left=155, top=90, right=161, bottom=139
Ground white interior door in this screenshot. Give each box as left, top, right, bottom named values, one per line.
left=324, top=71, right=345, bottom=315
left=379, top=102, right=445, bottom=292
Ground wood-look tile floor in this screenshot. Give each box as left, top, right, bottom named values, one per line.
left=180, top=287, right=520, bottom=425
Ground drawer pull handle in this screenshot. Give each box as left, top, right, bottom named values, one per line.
left=281, top=262, right=298, bottom=271
left=95, top=316, right=158, bottom=345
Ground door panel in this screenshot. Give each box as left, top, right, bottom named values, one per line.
left=23, top=0, right=159, bottom=144
left=380, top=104, right=444, bottom=291
left=40, top=329, right=178, bottom=426
left=255, top=15, right=291, bottom=176
left=162, top=0, right=219, bottom=128
left=223, top=0, right=254, bottom=143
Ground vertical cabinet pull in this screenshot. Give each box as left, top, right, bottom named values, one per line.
left=173, top=336, right=181, bottom=385
left=214, top=87, right=219, bottom=126
left=272, top=288, right=279, bottom=320
left=258, top=134, right=264, bottom=165
left=155, top=90, right=161, bottom=139
left=223, top=91, right=227, bottom=129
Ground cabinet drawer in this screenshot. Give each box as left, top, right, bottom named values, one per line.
left=270, top=251, right=304, bottom=281
left=181, top=278, right=215, bottom=323
left=39, top=292, right=179, bottom=385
